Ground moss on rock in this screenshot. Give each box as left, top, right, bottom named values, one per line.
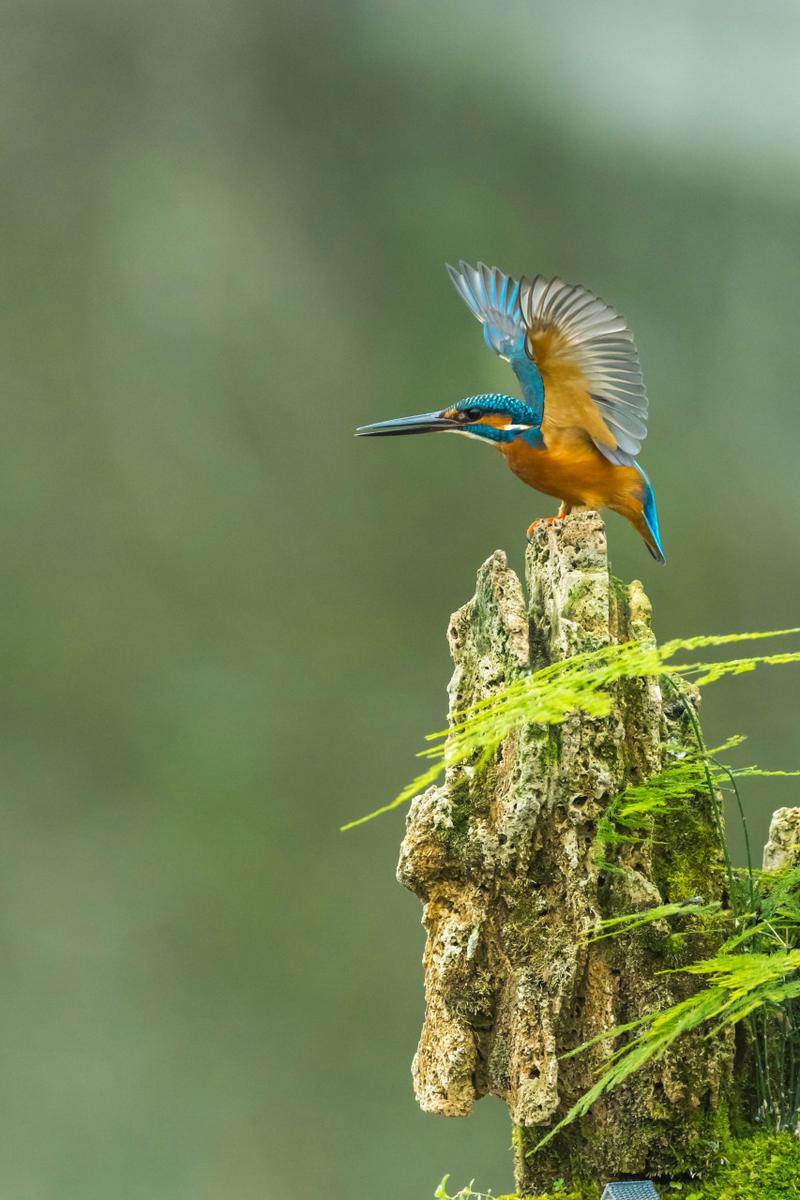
left=489, top=1134, right=800, bottom=1200
left=672, top=1132, right=800, bottom=1199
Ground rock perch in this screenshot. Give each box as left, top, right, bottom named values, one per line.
left=397, top=511, right=732, bottom=1194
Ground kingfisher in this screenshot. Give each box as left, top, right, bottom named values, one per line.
left=357, top=262, right=664, bottom=562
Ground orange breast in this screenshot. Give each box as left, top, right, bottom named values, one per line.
left=500, top=434, right=642, bottom=514
left=494, top=349, right=645, bottom=515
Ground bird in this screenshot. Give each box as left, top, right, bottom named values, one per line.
left=356, top=262, right=664, bottom=562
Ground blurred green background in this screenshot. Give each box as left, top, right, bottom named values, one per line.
left=2, top=1, right=799, bottom=1196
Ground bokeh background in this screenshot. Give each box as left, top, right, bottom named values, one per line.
left=3, top=1, right=800, bottom=1196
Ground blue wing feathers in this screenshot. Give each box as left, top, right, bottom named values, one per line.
left=446, top=261, right=525, bottom=359
left=446, top=261, right=663, bottom=559
left=509, top=348, right=544, bottom=422
left=447, top=262, right=651, bottom=467
left=447, top=261, right=544, bottom=424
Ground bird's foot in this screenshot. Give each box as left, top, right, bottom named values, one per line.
left=526, top=514, right=565, bottom=542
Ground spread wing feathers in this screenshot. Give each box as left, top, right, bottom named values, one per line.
left=446, top=261, right=524, bottom=359
left=446, top=261, right=545, bottom=422
left=520, top=274, right=649, bottom=461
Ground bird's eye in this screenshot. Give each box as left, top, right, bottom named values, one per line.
left=461, top=407, right=483, bottom=422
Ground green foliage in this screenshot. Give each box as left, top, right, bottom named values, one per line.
left=593, top=732, right=800, bottom=891
left=361, top=623, right=800, bottom=1182
left=594, top=738, right=732, bottom=870
left=532, top=863, right=800, bottom=1155
left=434, top=1176, right=521, bottom=1200
left=434, top=1174, right=597, bottom=1200
left=665, top=1132, right=800, bottom=1199
left=343, top=628, right=800, bottom=830
left=533, top=948, right=800, bottom=1154
left=438, top=1133, right=800, bottom=1199
left=582, top=899, right=722, bottom=944
left=572, top=718, right=800, bottom=1145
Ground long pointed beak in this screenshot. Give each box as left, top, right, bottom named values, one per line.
left=355, top=410, right=457, bottom=437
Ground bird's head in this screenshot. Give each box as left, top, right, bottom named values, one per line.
left=356, top=394, right=541, bottom=445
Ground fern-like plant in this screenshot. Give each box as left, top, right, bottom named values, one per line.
left=343, top=629, right=800, bottom=830
left=345, top=626, right=800, bottom=1148
left=534, top=864, right=800, bottom=1152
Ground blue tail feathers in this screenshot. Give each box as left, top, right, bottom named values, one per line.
left=635, top=463, right=665, bottom=563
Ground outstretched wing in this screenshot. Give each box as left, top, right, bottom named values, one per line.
left=520, top=275, right=649, bottom=464
left=446, top=261, right=544, bottom=423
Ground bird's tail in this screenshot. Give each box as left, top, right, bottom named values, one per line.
left=635, top=464, right=665, bottom=563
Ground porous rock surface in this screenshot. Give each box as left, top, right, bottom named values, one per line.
left=397, top=511, right=732, bottom=1192
left=762, top=807, right=800, bottom=871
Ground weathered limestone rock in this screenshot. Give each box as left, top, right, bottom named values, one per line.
left=763, top=808, right=800, bottom=871
left=397, top=512, right=732, bottom=1194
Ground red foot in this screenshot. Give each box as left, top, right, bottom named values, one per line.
left=526, top=515, right=564, bottom=541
